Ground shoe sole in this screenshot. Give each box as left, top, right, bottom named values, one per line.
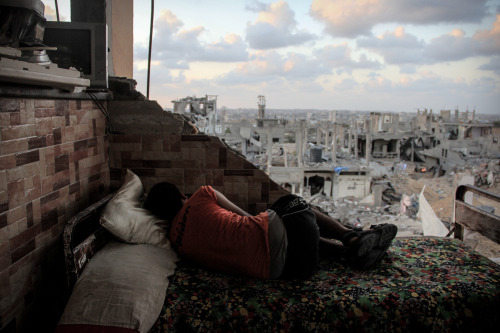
left=355, top=224, right=398, bottom=257
left=352, top=224, right=398, bottom=270
left=374, top=224, right=398, bottom=247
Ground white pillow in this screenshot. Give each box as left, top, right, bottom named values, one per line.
left=58, top=241, right=178, bottom=332
left=100, top=169, right=170, bottom=248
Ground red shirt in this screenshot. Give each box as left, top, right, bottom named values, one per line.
left=169, top=186, right=270, bottom=279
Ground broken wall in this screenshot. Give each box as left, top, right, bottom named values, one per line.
left=108, top=134, right=288, bottom=214
left=335, top=172, right=371, bottom=199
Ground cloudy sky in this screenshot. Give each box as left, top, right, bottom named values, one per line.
left=46, top=0, right=500, bottom=114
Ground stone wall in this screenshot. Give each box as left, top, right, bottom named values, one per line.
left=0, top=97, right=109, bottom=332
left=109, top=134, right=288, bottom=215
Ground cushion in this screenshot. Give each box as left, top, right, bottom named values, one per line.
left=100, top=169, right=170, bottom=248
left=57, top=241, right=178, bottom=333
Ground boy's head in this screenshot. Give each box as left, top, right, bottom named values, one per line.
left=144, top=182, right=186, bottom=222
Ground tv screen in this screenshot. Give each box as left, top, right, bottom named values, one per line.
left=43, top=21, right=108, bottom=88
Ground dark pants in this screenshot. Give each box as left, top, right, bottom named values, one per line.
left=271, top=194, right=320, bottom=279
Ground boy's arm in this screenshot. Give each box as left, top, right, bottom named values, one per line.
left=213, top=189, right=252, bottom=217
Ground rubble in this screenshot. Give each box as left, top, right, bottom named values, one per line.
left=305, top=159, right=500, bottom=255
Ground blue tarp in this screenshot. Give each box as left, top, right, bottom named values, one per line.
left=334, top=167, right=349, bottom=174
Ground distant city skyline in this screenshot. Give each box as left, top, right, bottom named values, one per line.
left=46, top=1, right=500, bottom=114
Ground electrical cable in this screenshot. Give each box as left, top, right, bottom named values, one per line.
left=147, top=0, right=154, bottom=99
left=86, top=91, right=117, bottom=134
left=54, top=0, right=60, bottom=21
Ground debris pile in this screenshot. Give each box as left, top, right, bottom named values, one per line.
left=472, top=161, right=499, bottom=187
left=308, top=191, right=423, bottom=238
left=305, top=159, right=500, bottom=243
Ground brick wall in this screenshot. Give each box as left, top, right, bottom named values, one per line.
left=109, top=134, right=288, bottom=214
left=0, top=95, right=289, bottom=332
left=0, top=97, right=109, bottom=332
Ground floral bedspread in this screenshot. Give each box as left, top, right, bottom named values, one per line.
left=150, top=237, right=500, bottom=332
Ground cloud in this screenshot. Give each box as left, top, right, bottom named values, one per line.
left=203, top=34, right=249, bottom=62
left=315, top=43, right=382, bottom=73
left=479, top=56, right=500, bottom=75
left=213, top=41, right=384, bottom=86
left=44, top=5, right=67, bottom=21
left=347, top=71, right=498, bottom=113
left=310, top=0, right=489, bottom=38
left=357, top=19, right=500, bottom=68
left=473, top=13, right=500, bottom=55
left=134, top=60, right=186, bottom=84
left=245, top=1, right=316, bottom=49
left=423, top=30, right=475, bottom=62
left=135, top=10, right=248, bottom=66
left=336, top=78, right=358, bottom=91
left=424, top=14, right=500, bottom=63
left=216, top=50, right=325, bottom=85
left=216, top=50, right=288, bottom=85
left=283, top=52, right=325, bottom=78
left=152, top=10, right=205, bottom=58
left=357, top=27, right=424, bottom=65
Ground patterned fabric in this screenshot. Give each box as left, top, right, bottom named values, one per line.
left=150, top=238, right=500, bottom=333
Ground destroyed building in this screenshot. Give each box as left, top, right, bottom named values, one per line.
left=188, top=98, right=499, bottom=201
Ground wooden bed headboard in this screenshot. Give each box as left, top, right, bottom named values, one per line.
left=62, top=193, right=115, bottom=290
left=454, top=184, right=500, bottom=244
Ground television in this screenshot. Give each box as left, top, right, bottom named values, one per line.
left=43, top=21, right=108, bottom=88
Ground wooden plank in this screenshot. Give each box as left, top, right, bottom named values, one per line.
left=454, top=185, right=500, bottom=244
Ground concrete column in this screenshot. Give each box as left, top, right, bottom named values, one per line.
left=295, top=129, right=301, bottom=167
left=316, top=127, right=322, bottom=145
left=330, top=125, right=335, bottom=153
left=241, top=139, right=247, bottom=156
left=366, top=119, right=372, bottom=165
left=325, top=127, right=331, bottom=151
left=396, top=139, right=400, bottom=159
left=109, top=0, right=134, bottom=78
left=302, top=121, right=307, bottom=166
left=296, top=120, right=305, bottom=167
left=411, top=137, right=414, bottom=162
left=339, top=126, right=345, bottom=149
left=267, top=128, right=273, bottom=171
left=366, top=134, right=371, bottom=165
left=427, top=109, right=432, bottom=130
left=373, top=184, right=383, bottom=207
left=354, top=122, right=359, bottom=159
left=332, top=125, right=337, bottom=165
left=394, top=113, right=399, bottom=134
left=348, top=125, right=353, bottom=156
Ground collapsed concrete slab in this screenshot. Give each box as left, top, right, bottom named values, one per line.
left=417, top=186, right=450, bottom=237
